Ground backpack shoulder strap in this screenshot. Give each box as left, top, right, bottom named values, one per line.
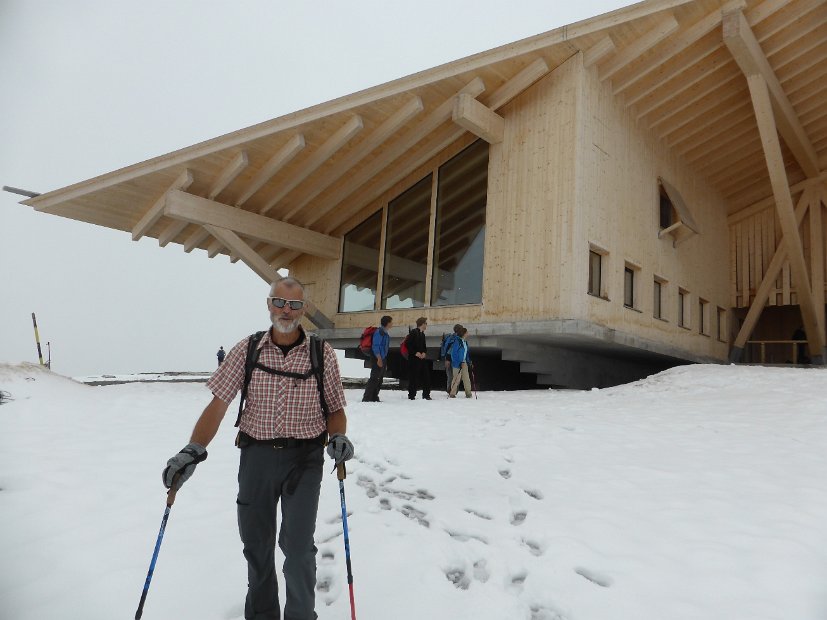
left=234, top=331, right=267, bottom=428
left=308, top=334, right=331, bottom=419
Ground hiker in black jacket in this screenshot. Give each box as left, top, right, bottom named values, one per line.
left=407, top=317, right=431, bottom=400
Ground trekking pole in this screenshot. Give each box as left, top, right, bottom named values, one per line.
left=470, top=364, right=478, bottom=400
left=337, top=463, right=357, bottom=620
left=135, top=484, right=179, bottom=619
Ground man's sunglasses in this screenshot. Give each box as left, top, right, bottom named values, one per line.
left=268, top=297, right=305, bottom=310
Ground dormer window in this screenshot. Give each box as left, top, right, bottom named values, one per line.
left=657, top=178, right=699, bottom=246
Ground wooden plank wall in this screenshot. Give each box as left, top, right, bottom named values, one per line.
left=729, top=198, right=826, bottom=308
left=571, top=53, right=732, bottom=360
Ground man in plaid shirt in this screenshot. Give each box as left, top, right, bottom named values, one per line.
left=162, top=276, right=353, bottom=620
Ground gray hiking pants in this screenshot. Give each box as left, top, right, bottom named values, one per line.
left=237, top=442, right=324, bottom=620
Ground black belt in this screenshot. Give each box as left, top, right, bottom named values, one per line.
left=236, top=430, right=326, bottom=449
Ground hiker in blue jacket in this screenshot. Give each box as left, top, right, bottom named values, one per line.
left=441, top=323, right=463, bottom=395
left=449, top=326, right=473, bottom=398
left=362, top=315, right=392, bottom=402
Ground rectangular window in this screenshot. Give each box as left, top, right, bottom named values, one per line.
left=339, top=211, right=383, bottom=312
left=624, top=266, right=635, bottom=308
left=382, top=174, right=432, bottom=309
left=678, top=288, right=689, bottom=328
left=653, top=277, right=665, bottom=320
left=698, top=298, right=709, bottom=335
left=588, top=250, right=602, bottom=297
left=717, top=307, right=727, bottom=342
left=431, top=139, right=488, bottom=306
left=659, top=184, right=674, bottom=230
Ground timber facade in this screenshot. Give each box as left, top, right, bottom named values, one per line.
left=19, top=0, right=827, bottom=389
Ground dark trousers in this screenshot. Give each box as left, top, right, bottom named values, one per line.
left=407, top=356, right=431, bottom=398
left=237, top=443, right=324, bottom=620
left=362, top=355, right=385, bottom=402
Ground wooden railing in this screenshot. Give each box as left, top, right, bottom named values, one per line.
left=744, top=340, right=809, bottom=364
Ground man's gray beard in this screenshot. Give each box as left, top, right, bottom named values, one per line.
left=271, top=315, right=301, bottom=333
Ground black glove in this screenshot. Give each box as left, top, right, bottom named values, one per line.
left=163, top=443, right=208, bottom=490
left=326, top=434, right=354, bottom=464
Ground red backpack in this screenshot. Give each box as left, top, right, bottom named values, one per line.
left=358, top=326, right=377, bottom=357
left=400, top=333, right=410, bottom=360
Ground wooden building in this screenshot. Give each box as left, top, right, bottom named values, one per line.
left=19, top=0, right=827, bottom=388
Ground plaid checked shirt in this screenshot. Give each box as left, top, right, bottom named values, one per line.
left=206, top=328, right=347, bottom=440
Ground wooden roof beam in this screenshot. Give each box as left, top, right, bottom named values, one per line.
left=723, top=10, right=821, bottom=178
left=260, top=115, right=364, bottom=216
left=164, top=190, right=340, bottom=260
left=288, top=97, right=424, bottom=226
left=131, top=169, right=193, bottom=241
left=748, top=73, right=824, bottom=362
left=452, top=94, right=504, bottom=144
left=310, top=78, right=486, bottom=229
left=208, top=151, right=248, bottom=200
left=158, top=220, right=190, bottom=248
left=613, top=1, right=745, bottom=95
left=235, top=134, right=305, bottom=207
left=202, top=225, right=333, bottom=330
left=183, top=227, right=211, bottom=253
left=583, top=37, right=615, bottom=68
left=597, top=14, right=679, bottom=82
left=481, top=57, right=550, bottom=111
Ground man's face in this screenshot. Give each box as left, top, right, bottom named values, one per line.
left=268, top=285, right=305, bottom=334
left=421, top=322, right=427, bottom=331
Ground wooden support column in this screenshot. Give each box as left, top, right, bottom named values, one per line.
left=729, top=189, right=812, bottom=361
left=747, top=74, right=824, bottom=363
left=203, top=225, right=333, bottom=329
left=810, top=190, right=825, bottom=344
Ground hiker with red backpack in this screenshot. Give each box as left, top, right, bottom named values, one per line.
left=406, top=317, right=431, bottom=400
left=362, top=315, right=393, bottom=402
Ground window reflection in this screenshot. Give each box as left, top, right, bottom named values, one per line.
left=432, top=140, right=488, bottom=306
left=339, top=211, right=382, bottom=312
left=382, top=175, right=432, bottom=309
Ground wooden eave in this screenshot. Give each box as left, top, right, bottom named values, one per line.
left=21, top=0, right=825, bottom=271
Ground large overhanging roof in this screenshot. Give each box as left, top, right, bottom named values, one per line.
left=23, top=0, right=827, bottom=271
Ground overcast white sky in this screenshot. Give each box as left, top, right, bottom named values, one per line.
left=1, top=0, right=631, bottom=377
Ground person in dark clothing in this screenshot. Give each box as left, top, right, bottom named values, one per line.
left=362, top=315, right=392, bottom=402
left=216, top=346, right=226, bottom=366
left=407, top=317, right=431, bottom=400
left=792, top=326, right=809, bottom=364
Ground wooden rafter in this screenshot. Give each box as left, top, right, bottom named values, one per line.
left=307, top=78, right=486, bottom=230
left=163, top=190, right=340, bottom=260
left=481, top=57, right=550, bottom=111
left=613, top=1, right=745, bottom=96
left=208, top=151, right=248, bottom=200
left=235, top=134, right=305, bottom=207
left=583, top=37, right=615, bottom=68
left=747, top=73, right=824, bottom=362
left=287, top=97, right=425, bottom=226
left=183, top=227, right=211, bottom=253
left=131, top=169, right=193, bottom=241
left=158, top=219, right=189, bottom=248
left=597, top=14, right=679, bottom=82
left=260, top=115, right=364, bottom=216
left=723, top=10, right=821, bottom=178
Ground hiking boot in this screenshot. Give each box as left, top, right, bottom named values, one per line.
left=423, top=395, right=432, bottom=400
left=449, top=394, right=456, bottom=398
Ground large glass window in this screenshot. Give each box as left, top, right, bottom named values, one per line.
left=431, top=139, right=488, bottom=306
left=382, top=175, right=432, bottom=309
left=339, top=211, right=382, bottom=312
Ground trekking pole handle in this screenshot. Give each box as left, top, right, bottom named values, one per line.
left=166, top=474, right=181, bottom=507
left=337, top=462, right=347, bottom=481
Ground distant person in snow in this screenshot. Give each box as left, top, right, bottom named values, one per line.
left=216, top=346, right=225, bottom=366
left=162, top=276, right=353, bottom=620
left=449, top=327, right=473, bottom=398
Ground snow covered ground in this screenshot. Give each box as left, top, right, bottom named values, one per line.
left=1, top=361, right=826, bottom=620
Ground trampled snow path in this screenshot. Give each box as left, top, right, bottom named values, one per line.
left=1, top=362, right=826, bottom=619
